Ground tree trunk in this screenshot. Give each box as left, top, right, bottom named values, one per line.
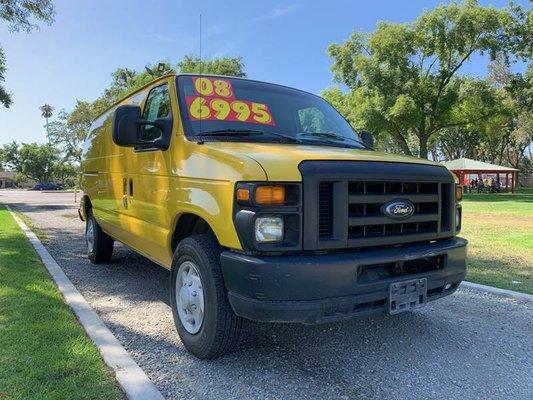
left=419, top=134, right=428, bottom=159
left=392, top=132, right=412, bottom=156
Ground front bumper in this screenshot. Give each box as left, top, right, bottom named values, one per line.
left=220, top=237, right=467, bottom=323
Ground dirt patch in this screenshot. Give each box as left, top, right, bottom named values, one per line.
left=465, top=213, right=533, bottom=230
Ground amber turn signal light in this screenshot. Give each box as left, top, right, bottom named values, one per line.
left=236, top=188, right=250, bottom=202
left=255, top=186, right=286, bottom=205
left=455, top=185, right=463, bottom=202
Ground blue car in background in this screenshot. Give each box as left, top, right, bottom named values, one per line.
left=31, top=183, right=64, bottom=191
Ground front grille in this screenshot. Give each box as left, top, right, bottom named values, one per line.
left=316, top=179, right=453, bottom=249
left=301, top=160, right=455, bottom=251
left=317, top=180, right=453, bottom=248
left=318, top=182, right=334, bottom=238
left=347, top=181, right=439, bottom=240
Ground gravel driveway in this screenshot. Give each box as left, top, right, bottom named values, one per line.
left=2, top=190, right=532, bottom=400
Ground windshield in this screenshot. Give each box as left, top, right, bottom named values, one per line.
left=176, top=75, right=366, bottom=149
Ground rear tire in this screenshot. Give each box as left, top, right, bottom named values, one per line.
left=86, top=209, right=114, bottom=263
left=170, top=234, right=243, bottom=359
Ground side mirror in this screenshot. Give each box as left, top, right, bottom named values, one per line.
left=112, top=105, right=141, bottom=147
left=360, top=130, right=374, bottom=149
left=112, top=105, right=171, bottom=150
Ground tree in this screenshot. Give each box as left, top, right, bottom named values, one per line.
left=486, top=60, right=533, bottom=170
left=0, top=141, right=19, bottom=171
left=0, top=0, right=55, bottom=107
left=101, top=67, right=138, bottom=105
left=326, top=0, right=530, bottom=158
left=47, top=101, right=92, bottom=163
left=52, top=161, right=78, bottom=186
left=39, top=103, right=53, bottom=136
left=92, top=56, right=247, bottom=116
left=1, top=142, right=58, bottom=182
left=177, top=55, right=246, bottom=77
left=507, top=111, right=533, bottom=170
left=0, top=47, right=10, bottom=108
left=504, top=65, right=533, bottom=170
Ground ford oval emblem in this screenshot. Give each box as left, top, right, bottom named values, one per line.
left=381, top=199, right=415, bottom=220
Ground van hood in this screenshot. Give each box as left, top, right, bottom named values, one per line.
left=203, top=142, right=444, bottom=181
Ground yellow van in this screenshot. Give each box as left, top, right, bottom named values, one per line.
left=80, top=74, right=467, bottom=358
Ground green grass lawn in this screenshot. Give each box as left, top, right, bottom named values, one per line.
left=461, top=191, right=533, bottom=294
left=0, top=205, right=123, bottom=400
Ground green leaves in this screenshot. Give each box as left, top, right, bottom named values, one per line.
left=93, top=56, right=247, bottom=116
left=326, top=0, right=530, bottom=158
left=39, top=103, right=53, bottom=119
left=177, top=55, right=246, bottom=77
left=0, top=0, right=55, bottom=33
left=1, top=142, right=58, bottom=183
left=0, top=47, right=11, bottom=108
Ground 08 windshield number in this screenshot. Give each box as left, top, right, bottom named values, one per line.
left=193, top=77, right=233, bottom=98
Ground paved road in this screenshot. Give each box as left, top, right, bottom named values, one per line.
left=1, top=189, right=532, bottom=400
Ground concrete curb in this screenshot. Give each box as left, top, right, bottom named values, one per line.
left=6, top=205, right=165, bottom=400
left=461, top=281, right=533, bottom=302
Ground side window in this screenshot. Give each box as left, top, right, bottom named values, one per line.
left=141, top=84, right=171, bottom=141
left=128, top=91, right=146, bottom=106
left=298, top=107, right=326, bottom=133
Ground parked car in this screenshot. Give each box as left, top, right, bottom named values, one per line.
left=31, top=183, right=64, bottom=191
left=79, top=74, right=467, bottom=359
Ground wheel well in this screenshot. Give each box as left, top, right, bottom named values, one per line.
left=171, top=213, right=211, bottom=251
left=84, top=196, right=92, bottom=211
left=80, top=195, right=92, bottom=221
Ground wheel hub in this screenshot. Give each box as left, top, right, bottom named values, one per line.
left=176, top=261, right=204, bottom=334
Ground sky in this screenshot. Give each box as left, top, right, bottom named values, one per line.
left=0, top=0, right=529, bottom=145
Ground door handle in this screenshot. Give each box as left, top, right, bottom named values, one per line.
left=122, top=177, right=129, bottom=209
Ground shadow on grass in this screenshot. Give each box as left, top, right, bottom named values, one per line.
left=1, top=201, right=76, bottom=211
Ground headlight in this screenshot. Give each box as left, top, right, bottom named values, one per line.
left=255, top=216, right=284, bottom=242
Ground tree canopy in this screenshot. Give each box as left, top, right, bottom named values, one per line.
left=97, top=56, right=246, bottom=112
left=39, top=103, right=53, bottom=119
left=0, top=141, right=59, bottom=183
left=325, top=0, right=531, bottom=159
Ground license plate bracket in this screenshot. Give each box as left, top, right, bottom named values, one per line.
left=388, top=278, right=427, bottom=315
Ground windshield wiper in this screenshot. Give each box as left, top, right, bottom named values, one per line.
left=299, top=131, right=370, bottom=149
left=196, top=129, right=264, bottom=137
left=196, top=129, right=303, bottom=144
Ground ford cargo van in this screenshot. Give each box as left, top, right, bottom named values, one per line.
left=79, top=74, right=467, bottom=359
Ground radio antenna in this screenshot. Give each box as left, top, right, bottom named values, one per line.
left=199, top=13, right=202, bottom=76
left=199, top=13, right=203, bottom=136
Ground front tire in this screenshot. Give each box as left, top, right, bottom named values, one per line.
left=170, top=234, right=242, bottom=359
left=86, top=209, right=114, bottom=263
